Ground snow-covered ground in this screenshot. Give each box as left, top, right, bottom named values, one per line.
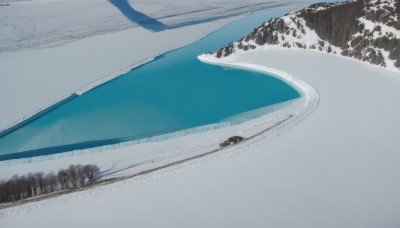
left=1, top=0, right=400, bottom=227
left=2, top=47, right=400, bottom=227
left=0, top=0, right=299, bottom=52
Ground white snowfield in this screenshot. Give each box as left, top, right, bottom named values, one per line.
left=0, top=0, right=300, bottom=52
left=1, top=47, right=400, bottom=227
left=219, top=1, right=400, bottom=73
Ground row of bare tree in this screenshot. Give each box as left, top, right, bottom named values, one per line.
left=0, top=164, right=100, bottom=203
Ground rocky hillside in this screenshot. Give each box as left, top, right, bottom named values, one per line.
left=212, top=0, right=400, bottom=70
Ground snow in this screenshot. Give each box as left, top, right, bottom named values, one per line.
left=0, top=16, right=237, bottom=132
left=367, top=0, right=397, bottom=11
left=1, top=0, right=400, bottom=227
left=1, top=47, right=400, bottom=227
left=380, top=47, right=398, bottom=71
left=227, top=11, right=342, bottom=60
left=0, top=0, right=303, bottom=52
left=0, top=0, right=308, bottom=134
left=0, top=0, right=318, bottom=177
left=221, top=2, right=399, bottom=72
left=0, top=91, right=310, bottom=178
left=359, top=17, right=400, bottom=38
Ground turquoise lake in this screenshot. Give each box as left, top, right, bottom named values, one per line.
left=0, top=9, right=302, bottom=160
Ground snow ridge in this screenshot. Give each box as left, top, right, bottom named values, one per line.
left=211, top=0, right=400, bottom=71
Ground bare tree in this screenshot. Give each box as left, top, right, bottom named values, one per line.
left=27, top=172, right=40, bottom=196
left=67, top=165, right=78, bottom=188
left=7, top=175, right=19, bottom=201
left=2, top=181, right=12, bottom=202
left=45, top=172, right=58, bottom=193
left=0, top=180, right=7, bottom=203
left=34, top=172, right=46, bottom=194
left=58, top=169, right=69, bottom=190
left=83, top=164, right=100, bottom=182
left=0, top=163, right=100, bottom=204
left=17, top=175, right=30, bottom=199
left=75, top=165, right=86, bottom=187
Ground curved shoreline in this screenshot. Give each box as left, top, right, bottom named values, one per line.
left=0, top=54, right=320, bottom=217
left=0, top=9, right=295, bottom=160
left=197, top=54, right=320, bottom=126
left=0, top=122, right=231, bottom=166
left=0, top=52, right=320, bottom=166
left=0, top=7, right=317, bottom=173
left=0, top=13, right=251, bottom=140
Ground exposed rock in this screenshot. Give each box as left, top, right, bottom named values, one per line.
left=296, top=42, right=304, bottom=48
left=211, top=0, right=400, bottom=71
left=341, top=49, right=349, bottom=56
left=300, top=1, right=365, bottom=48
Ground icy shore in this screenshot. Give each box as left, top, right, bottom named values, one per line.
left=2, top=48, right=400, bottom=227
left=1, top=1, right=400, bottom=227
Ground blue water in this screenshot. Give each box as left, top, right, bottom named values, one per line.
left=0, top=9, right=302, bottom=160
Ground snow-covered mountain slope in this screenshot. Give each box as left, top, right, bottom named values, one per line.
left=211, top=0, right=400, bottom=71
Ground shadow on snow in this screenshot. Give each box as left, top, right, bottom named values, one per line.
left=108, top=1, right=294, bottom=32
left=108, top=0, right=167, bottom=32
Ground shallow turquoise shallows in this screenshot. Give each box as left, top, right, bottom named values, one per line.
left=0, top=9, right=301, bottom=160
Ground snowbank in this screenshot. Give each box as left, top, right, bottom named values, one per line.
left=1, top=47, right=399, bottom=228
